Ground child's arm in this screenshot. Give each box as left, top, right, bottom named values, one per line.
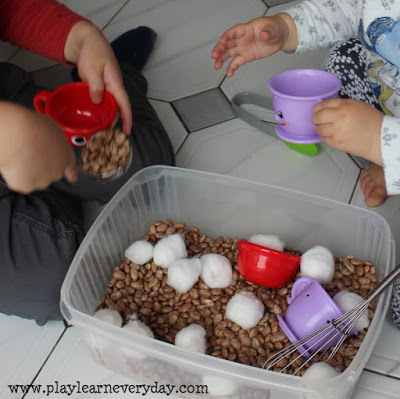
left=312, top=99, right=383, bottom=165
left=0, top=0, right=132, bottom=135
left=63, top=21, right=132, bottom=134
left=284, top=0, right=358, bottom=53
left=212, top=14, right=298, bottom=77
left=212, top=0, right=358, bottom=77
left=0, top=0, right=85, bottom=63
left=379, top=118, right=400, bottom=195
left=0, top=102, right=78, bottom=194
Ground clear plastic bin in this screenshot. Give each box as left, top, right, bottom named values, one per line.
left=61, top=165, right=395, bottom=399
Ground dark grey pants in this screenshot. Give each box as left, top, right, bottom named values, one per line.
left=0, top=62, right=174, bottom=325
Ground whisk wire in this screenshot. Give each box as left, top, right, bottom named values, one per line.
left=263, top=263, right=400, bottom=374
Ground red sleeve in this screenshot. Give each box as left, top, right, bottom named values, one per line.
left=0, top=0, right=88, bottom=64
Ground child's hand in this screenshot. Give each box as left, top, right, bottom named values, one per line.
left=211, top=14, right=297, bottom=77
left=312, top=99, right=384, bottom=165
left=0, top=103, right=78, bottom=194
left=64, top=21, right=132, bottom=135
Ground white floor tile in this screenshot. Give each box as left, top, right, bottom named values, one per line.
left=354, top=371, right=400, bottom=399
left=24, top=327, right=168, bottom=399
left=0, top=41, right=18, bottom=63
left=176, top=118, right=360, bottom=203
left=63, top=0, right=127, bottom=30
left=103, top=0, right=267, bottom=101
left=0, top=315, right=65, bottom=399
left=366, top=313, right=400, bottom=380
left=149, top=99, right=188, bottom=153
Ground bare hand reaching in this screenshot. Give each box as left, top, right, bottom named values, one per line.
left=211, top=15, right=297, bottom=77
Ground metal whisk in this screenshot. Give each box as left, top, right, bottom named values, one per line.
left=263, top=263, right=400, bottom=375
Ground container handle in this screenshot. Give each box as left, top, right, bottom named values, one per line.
left=33, top=90, right=51, bottom=114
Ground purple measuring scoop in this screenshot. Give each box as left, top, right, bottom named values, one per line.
left=268, top=69, right=342, bottom=144
left=277, top=276, right=358, bottom=357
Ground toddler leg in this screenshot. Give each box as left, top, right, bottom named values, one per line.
left=0, top=181, right=84, bottom=325
left=325, top=38, right=382, bottom=110
left=0, top=63, right=85, bottom=325
left=325, top=39, right=388, bottom=207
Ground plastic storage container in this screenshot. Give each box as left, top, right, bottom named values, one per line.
left=61, top=165, right=395, bottom=399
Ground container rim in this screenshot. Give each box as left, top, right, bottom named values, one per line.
left=60, top=165, right=395, bottom=394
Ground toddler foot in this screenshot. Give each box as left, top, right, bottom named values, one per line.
left=360, top=163, right=388, bottom=208
left=110, top=26, right=157, bottom=71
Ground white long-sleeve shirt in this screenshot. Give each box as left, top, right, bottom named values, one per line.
left=286, top=0, right=400, bottom=195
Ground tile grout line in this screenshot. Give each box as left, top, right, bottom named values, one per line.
left=21, top=327, right=69, bottom=399
left=364, top=367, right=400, bottom=382
left=101, top=0, right=131, bottom=31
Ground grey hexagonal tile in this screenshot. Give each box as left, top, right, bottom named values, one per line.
left=172, top=88, right=235, bottom=132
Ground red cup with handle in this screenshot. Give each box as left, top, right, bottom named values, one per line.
left=33, top=82, right=118, bottom=146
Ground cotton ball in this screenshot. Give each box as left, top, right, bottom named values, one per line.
left=153, top=233, right=188, bottom=268
left=175, top=324, right=207, bottom=353
left=202, top=375, right=238, bottom=396
left=249, top=234, right=285, bottom=252
left=124, top=240, right=154, bottom=265
left=303, top=362, right=340, bottom=379
left=300, top=246, right=335, bottom=284
left=123, top=319, right=154, bottom=338
left=333, top=291, right=369, bottom=331
left=167, top=258, right=202, bottom=293
left=92, top=309, right=127, bottom=371
left=121, top=319, right=154, bottom=360
left=225, top=291, right=264, bottom=330
left=93, top=308, right=122, bottom=327
left=200, top=253, right=233, bottom=288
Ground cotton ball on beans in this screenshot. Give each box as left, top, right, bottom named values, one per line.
left=167, top=258, right=202, bottom=293
left=202, top=375, right=238, bottom=396
left=92, top=309, right=127, bottom=371
left=303, top=362, right=340, bottom=379
left=200, top=253, right=233, bottom=288
left=175, top=324, right=206, bottom=353
left=124, top=240, right=154, bottom=265
left=225, top=291, right=264, bottom=330
left=333, top=291, right=369, bottom=331
left=300, top=245, right=335, bottom=284
left=93, top=308, right=122, bottom=327
left=249, top=234, right=285, bottom=252
left=122, top=318, right=154, bottom=360
left=123, top=318, right=154, bottom=339
left=153, top=233, right=188, bottom=268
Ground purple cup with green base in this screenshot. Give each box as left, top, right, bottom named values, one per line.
left=268, top=69, right=342, bottom=144
left=277, top=276, right=358, bottom=357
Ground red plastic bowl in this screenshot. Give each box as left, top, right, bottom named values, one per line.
left=33, top=82, right=118, bottom=146
left=237, top=239, right=301, bottom=288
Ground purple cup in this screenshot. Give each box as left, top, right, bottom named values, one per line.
left=277, top=277, right=358, bottom=357
left=268, top=69, right=342, bottom=144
